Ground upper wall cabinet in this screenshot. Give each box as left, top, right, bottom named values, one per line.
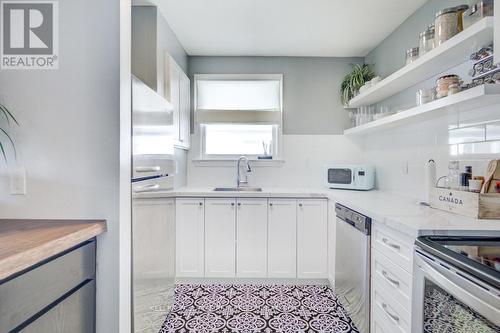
left=165, top=54, right=191, bottom=149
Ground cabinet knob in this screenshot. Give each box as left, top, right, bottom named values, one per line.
left=199, top=202, right=203, bottom=206
left=298, top=203, right=303, bottom=207
left=237, top=202, right=241, bottom=206
left=231, top=202, right=235, bottom=206
left=269, top=203, right=273, bottom=207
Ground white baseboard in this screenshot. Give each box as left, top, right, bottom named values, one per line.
left=174, top=277, right=330, bottom=285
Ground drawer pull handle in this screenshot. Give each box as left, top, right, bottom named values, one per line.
left=382, top=270, right=400, bottom=286
left=135, top=166, right=161, bottom=172
left=382, top=237, right=401, bottom=250
left=382, top=303, right=400, bottom=323
left=133, top=184, right=160, bottom=193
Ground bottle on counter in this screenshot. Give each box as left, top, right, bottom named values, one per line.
left=460, top=165, right=473, bottom=190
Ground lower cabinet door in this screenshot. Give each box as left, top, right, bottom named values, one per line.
left=236, top=198, right=268, bottom=277
left=205, top=198, right=236, bottom=277
left=133, top=198, right=175, bottom=282
left=22, top=280, right=95, bottom=333
left=175, top=198, right=205, bottom=277
left=268, top=199, right=297, bottom=278
left=297, top=199, right=328, bottom=278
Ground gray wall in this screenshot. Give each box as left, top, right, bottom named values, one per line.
left=365, top=0, right=478, bottom=112
left=189, top=56, right=363, bottom=135
left=0, top=0, right=120, bottom=331
left=157, top=8, right=188, bottom=73
left=132, top=6, right=188, bottom=91
left=132, top=7, right=158, bottom=90
left=366, top=0, right=476, bottom=78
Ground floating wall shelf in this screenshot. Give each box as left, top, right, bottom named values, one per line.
left=347, top=17, right=494, bottom=108
left=344, top=84, right=500, bottom=136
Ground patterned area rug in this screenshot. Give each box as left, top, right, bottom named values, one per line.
left=159, top=284, right=360, bottom=333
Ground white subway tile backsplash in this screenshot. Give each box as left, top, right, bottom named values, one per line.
left=486, top=122, right=500, bottom=141
left=449, top=126, right=485, bottom=144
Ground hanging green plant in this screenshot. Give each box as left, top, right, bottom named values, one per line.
left=0, top=102, right=19, bottom=162
left=340, top=64, right=375, bottom=107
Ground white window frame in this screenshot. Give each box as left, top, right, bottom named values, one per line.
left=194, top=74, right=284, bottom=161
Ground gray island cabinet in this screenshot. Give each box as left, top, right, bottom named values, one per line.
left=0, top=219, right=106, bottom=333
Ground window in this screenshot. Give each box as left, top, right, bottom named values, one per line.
left=195, top=74, right=283, bottom=160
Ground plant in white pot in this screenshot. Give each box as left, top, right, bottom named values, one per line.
left=340, top=64, right=375, bottom=107
left=0, top=102, right=18, bottom=162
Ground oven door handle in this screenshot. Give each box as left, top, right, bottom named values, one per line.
left=417, top=253, right=500, bottom=327
left=133, top=184, right=160, bottom=193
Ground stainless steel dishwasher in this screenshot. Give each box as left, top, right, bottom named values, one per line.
left=335, top=203, right=371, bottom=333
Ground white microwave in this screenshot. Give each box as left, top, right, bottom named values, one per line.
left=326, top=164, right=375, bottom=190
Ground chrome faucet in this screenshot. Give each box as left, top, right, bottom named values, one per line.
left=236, top=156, right=252, bottom=187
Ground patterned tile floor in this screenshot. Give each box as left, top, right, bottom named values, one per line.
left=159, top=284, right=360, bottom=333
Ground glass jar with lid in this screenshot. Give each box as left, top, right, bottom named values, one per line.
left=419, top=25, right=435, bottom=55
left=454, top=5, right=469, bottom=32
left=406, top=47, right=420, bottom=65
left=435, top=7, right=459, bottom=46
left=436, top=74, right=461, bottom=99
left=444, top=161, right=460, bottom=190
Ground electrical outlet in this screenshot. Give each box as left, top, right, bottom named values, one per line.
left=10, top=168, right=26, bottom=195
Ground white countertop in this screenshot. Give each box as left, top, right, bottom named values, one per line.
left=135, top=187, right=500, bottom=237
left=134, top=187, right=329, bottom=199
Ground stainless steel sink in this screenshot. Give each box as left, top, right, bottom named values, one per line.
left=213, top=187, right=263, bottom=192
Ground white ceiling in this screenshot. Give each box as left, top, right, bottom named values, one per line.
left=142, top=0, right=428, bottom=57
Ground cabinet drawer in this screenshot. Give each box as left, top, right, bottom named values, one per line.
left=372, top=279, right=411, bottom=333
left=372, top=248, right=412, bottom=311
left=372, top=223, right=413, bottom=273
left=21, top=280, right=95, bottom=333
left=0, top=241, right=95, bottom=332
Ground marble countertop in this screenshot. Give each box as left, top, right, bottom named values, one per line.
left=134, top=187, right=330, bottom=199
left=134, top=187, right=500, bottom=236
left=326, top=189, right=500, bottom=236
left=0, top=219, right=107, bottom=281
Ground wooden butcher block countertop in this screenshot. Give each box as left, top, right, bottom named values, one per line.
left=0, top=219, right=107, bottom=281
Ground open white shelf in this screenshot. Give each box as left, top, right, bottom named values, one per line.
left=344, top=84, right=500, bottom=136
left=348, top=17, right=495, bottom=108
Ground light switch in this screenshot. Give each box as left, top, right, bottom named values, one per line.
left=10, top=168, right=26, bottom=195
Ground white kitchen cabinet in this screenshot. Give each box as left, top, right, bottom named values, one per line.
left=165, top=54, right=190, bottom=149
left=370, top=222, right=414, bottom=333
left=267, top=199, right=296, bottom=278
left=133, top=198, right=175, bottom=281
left=236, top=198, right=268, bottom=277
left=297, top=199, right=328, bottom=278
left=205, top=198, right=236, bottom=277
left=175, top=198, right=204, bottom=277
left=179, top=72, right=191, bottom=147
left=327, top=201, right=336, bottom=284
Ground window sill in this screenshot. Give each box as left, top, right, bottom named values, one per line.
left=192, top=159, right=285, bottom=167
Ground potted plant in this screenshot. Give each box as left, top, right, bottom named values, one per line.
left=0, top=102, right=18, bottom=162
left=340, top=64, right=375, bottom=107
